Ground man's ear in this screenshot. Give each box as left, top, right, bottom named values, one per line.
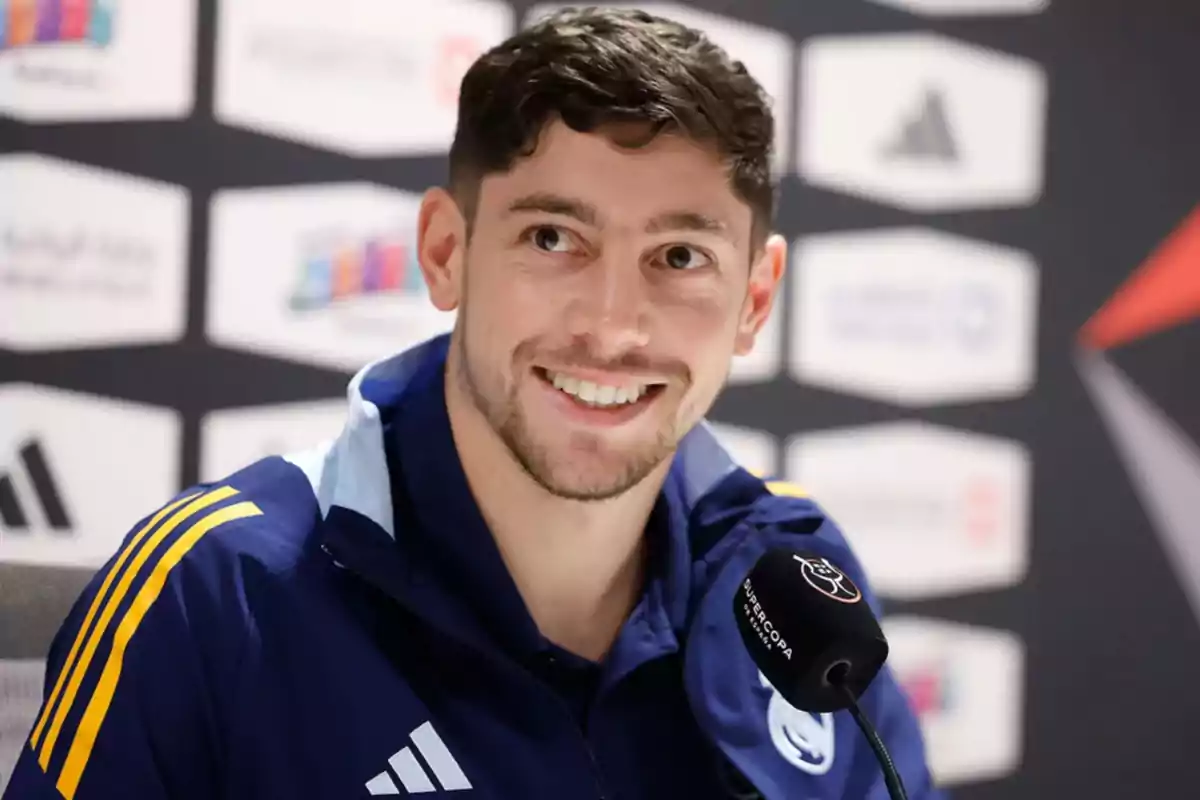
left=417, top=187, right=468, bottom=312
left=734, top=233, right=787, bottom=356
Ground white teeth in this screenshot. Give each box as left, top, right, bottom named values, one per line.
left=545, top=371, right=652, bottom=408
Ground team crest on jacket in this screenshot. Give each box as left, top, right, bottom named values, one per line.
left=760, top=673, right=836, bottom=776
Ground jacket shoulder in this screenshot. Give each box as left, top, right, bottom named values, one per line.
left=690, top=465, right=884, bottom=612
left=117, top=452, right=329, bottom=587
left=2, top=456, right=323, bottom=800
left=59, top=454, right=329, bottom=668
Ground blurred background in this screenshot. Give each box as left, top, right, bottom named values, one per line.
left=1, top=0, right=1198, bottom=797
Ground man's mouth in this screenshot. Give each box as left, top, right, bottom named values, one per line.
left=534, top=367, right=667, bottom=409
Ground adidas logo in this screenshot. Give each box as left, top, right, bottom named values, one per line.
left=366, top=721, right=472, bottom=795
left=881, top=86, right=959, bottom=162
left=0, top=439, right=72, bottom=534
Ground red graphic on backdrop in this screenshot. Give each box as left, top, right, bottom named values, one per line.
left=1080, top=205, right=1200, bottom=350
left=1076, top=203, right=1200, bottom=631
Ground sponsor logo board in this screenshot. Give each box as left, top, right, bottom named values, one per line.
left=790, top=228, right=1039, bottom=406
left=206, top=183, right=454, bottom=372
left=0, top=384, right=181, bottom=569
left=214, top=0, right=513, bottom=155
left=0, top=153, right=189, bottom=351
left=798, top=33, right=1047, bottom=212
left=884, top=616, right=1025, bottom=786
left=0, top=0, right=197, bottom=122
left=786, top=421, right=1031, bottom=599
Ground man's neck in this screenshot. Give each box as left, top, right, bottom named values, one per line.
left=444, top=366, right=668, bottom=663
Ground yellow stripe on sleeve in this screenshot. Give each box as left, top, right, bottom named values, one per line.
left=746, top=469, right=810, bottom=499
left=56, top=501, right=264, bottom=800
left=30, top=491, right=202, bottom=750
left=765, top=480, right=809, bottom=499
left=36, top=486, right=240, bottom=770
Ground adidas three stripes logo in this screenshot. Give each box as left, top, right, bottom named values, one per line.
left=0, top=439, right=72, bottom=533
left=366, top=721, right=472, bottom=795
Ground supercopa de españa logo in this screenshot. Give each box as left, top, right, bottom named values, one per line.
left=742, top=578, right=794, bottom=661
left=795, top=555, right=863, bottom=604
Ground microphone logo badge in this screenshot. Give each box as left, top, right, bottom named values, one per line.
left=794, top=555, right=862, bottom=604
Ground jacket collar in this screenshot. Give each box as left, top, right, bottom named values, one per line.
left=286, top=335, right=743, bottom=538
left=284, top=334, right=753, bottom=660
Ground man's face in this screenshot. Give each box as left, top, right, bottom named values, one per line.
left=423, top=121, right=783, bottom=501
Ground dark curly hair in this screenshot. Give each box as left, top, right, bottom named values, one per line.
left=448, top=6, right=777, bottom=250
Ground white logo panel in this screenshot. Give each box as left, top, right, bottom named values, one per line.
left=883, top=616, right=1025, bottom=786
left=704, top=422, right=777, bottom=479
left=207, top=184, right=455, bottom=372
left=214, top=0, right=513, bottom=156
left=200, top=399, right=348, bottom=483
left=0, top=154, right=189, bottom=351
left=868, top=0, right=1048, bottom=15
left=786, top=422, right=1030, bottom=599
left=0, top=659, right=44, bottom=791
left=0, top=0, right=197, bottom=122
left=790, top=228, right=1039, bottom=406
left=798, top=33, right=1047, bottom=211
left=526, top=3, right=793, bottom=175
left=0, top=385, right=181, bottom=569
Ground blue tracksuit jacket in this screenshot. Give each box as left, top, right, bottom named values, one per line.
left=3, top=334, right=943, bottom=800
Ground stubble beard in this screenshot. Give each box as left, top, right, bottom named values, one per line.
left=453, top=331, right=682, bottom=502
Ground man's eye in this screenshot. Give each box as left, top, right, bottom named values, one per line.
left=659, top=244, right=712, bottom=271
left=529, top=226, right=572, bottom=253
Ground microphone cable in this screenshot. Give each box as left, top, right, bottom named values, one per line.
left=829, top=663, right=908, bottom=800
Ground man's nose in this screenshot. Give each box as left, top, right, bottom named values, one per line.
left=566, top=251, right=651, bottom=358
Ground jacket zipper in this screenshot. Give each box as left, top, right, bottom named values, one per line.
left=341, top=559, right=611, bottom=800
left=464, top=650, right=610, bottom=800
left=539, top=683, right=608, bottom=800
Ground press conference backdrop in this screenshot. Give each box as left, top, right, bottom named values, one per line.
left=1, top=0, right=1198, bottom=796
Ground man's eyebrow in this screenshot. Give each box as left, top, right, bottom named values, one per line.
left=645, top=210, right=730, bottom=237
left=504, top=193, right=734, bottom=241
left=505, top=193, right=599, bottom=226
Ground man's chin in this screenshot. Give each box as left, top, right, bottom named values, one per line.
left=496, top=414, right=677, bottom=500
left=521, top=451, right=666, bottom=502
left=532, top=472, right=647, bottom=502
left=537, top=482, right=633, bottom=503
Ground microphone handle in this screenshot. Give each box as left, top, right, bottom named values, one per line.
left=836, top=682, right=909, bottom=800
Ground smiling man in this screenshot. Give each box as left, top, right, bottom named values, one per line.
left=4, top=8, right=941, bottom=800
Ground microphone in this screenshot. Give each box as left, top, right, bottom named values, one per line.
left=733, top=548, right=909, bottom=800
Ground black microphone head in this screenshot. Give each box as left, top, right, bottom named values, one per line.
left=734, top=548, right=889, bottom=714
